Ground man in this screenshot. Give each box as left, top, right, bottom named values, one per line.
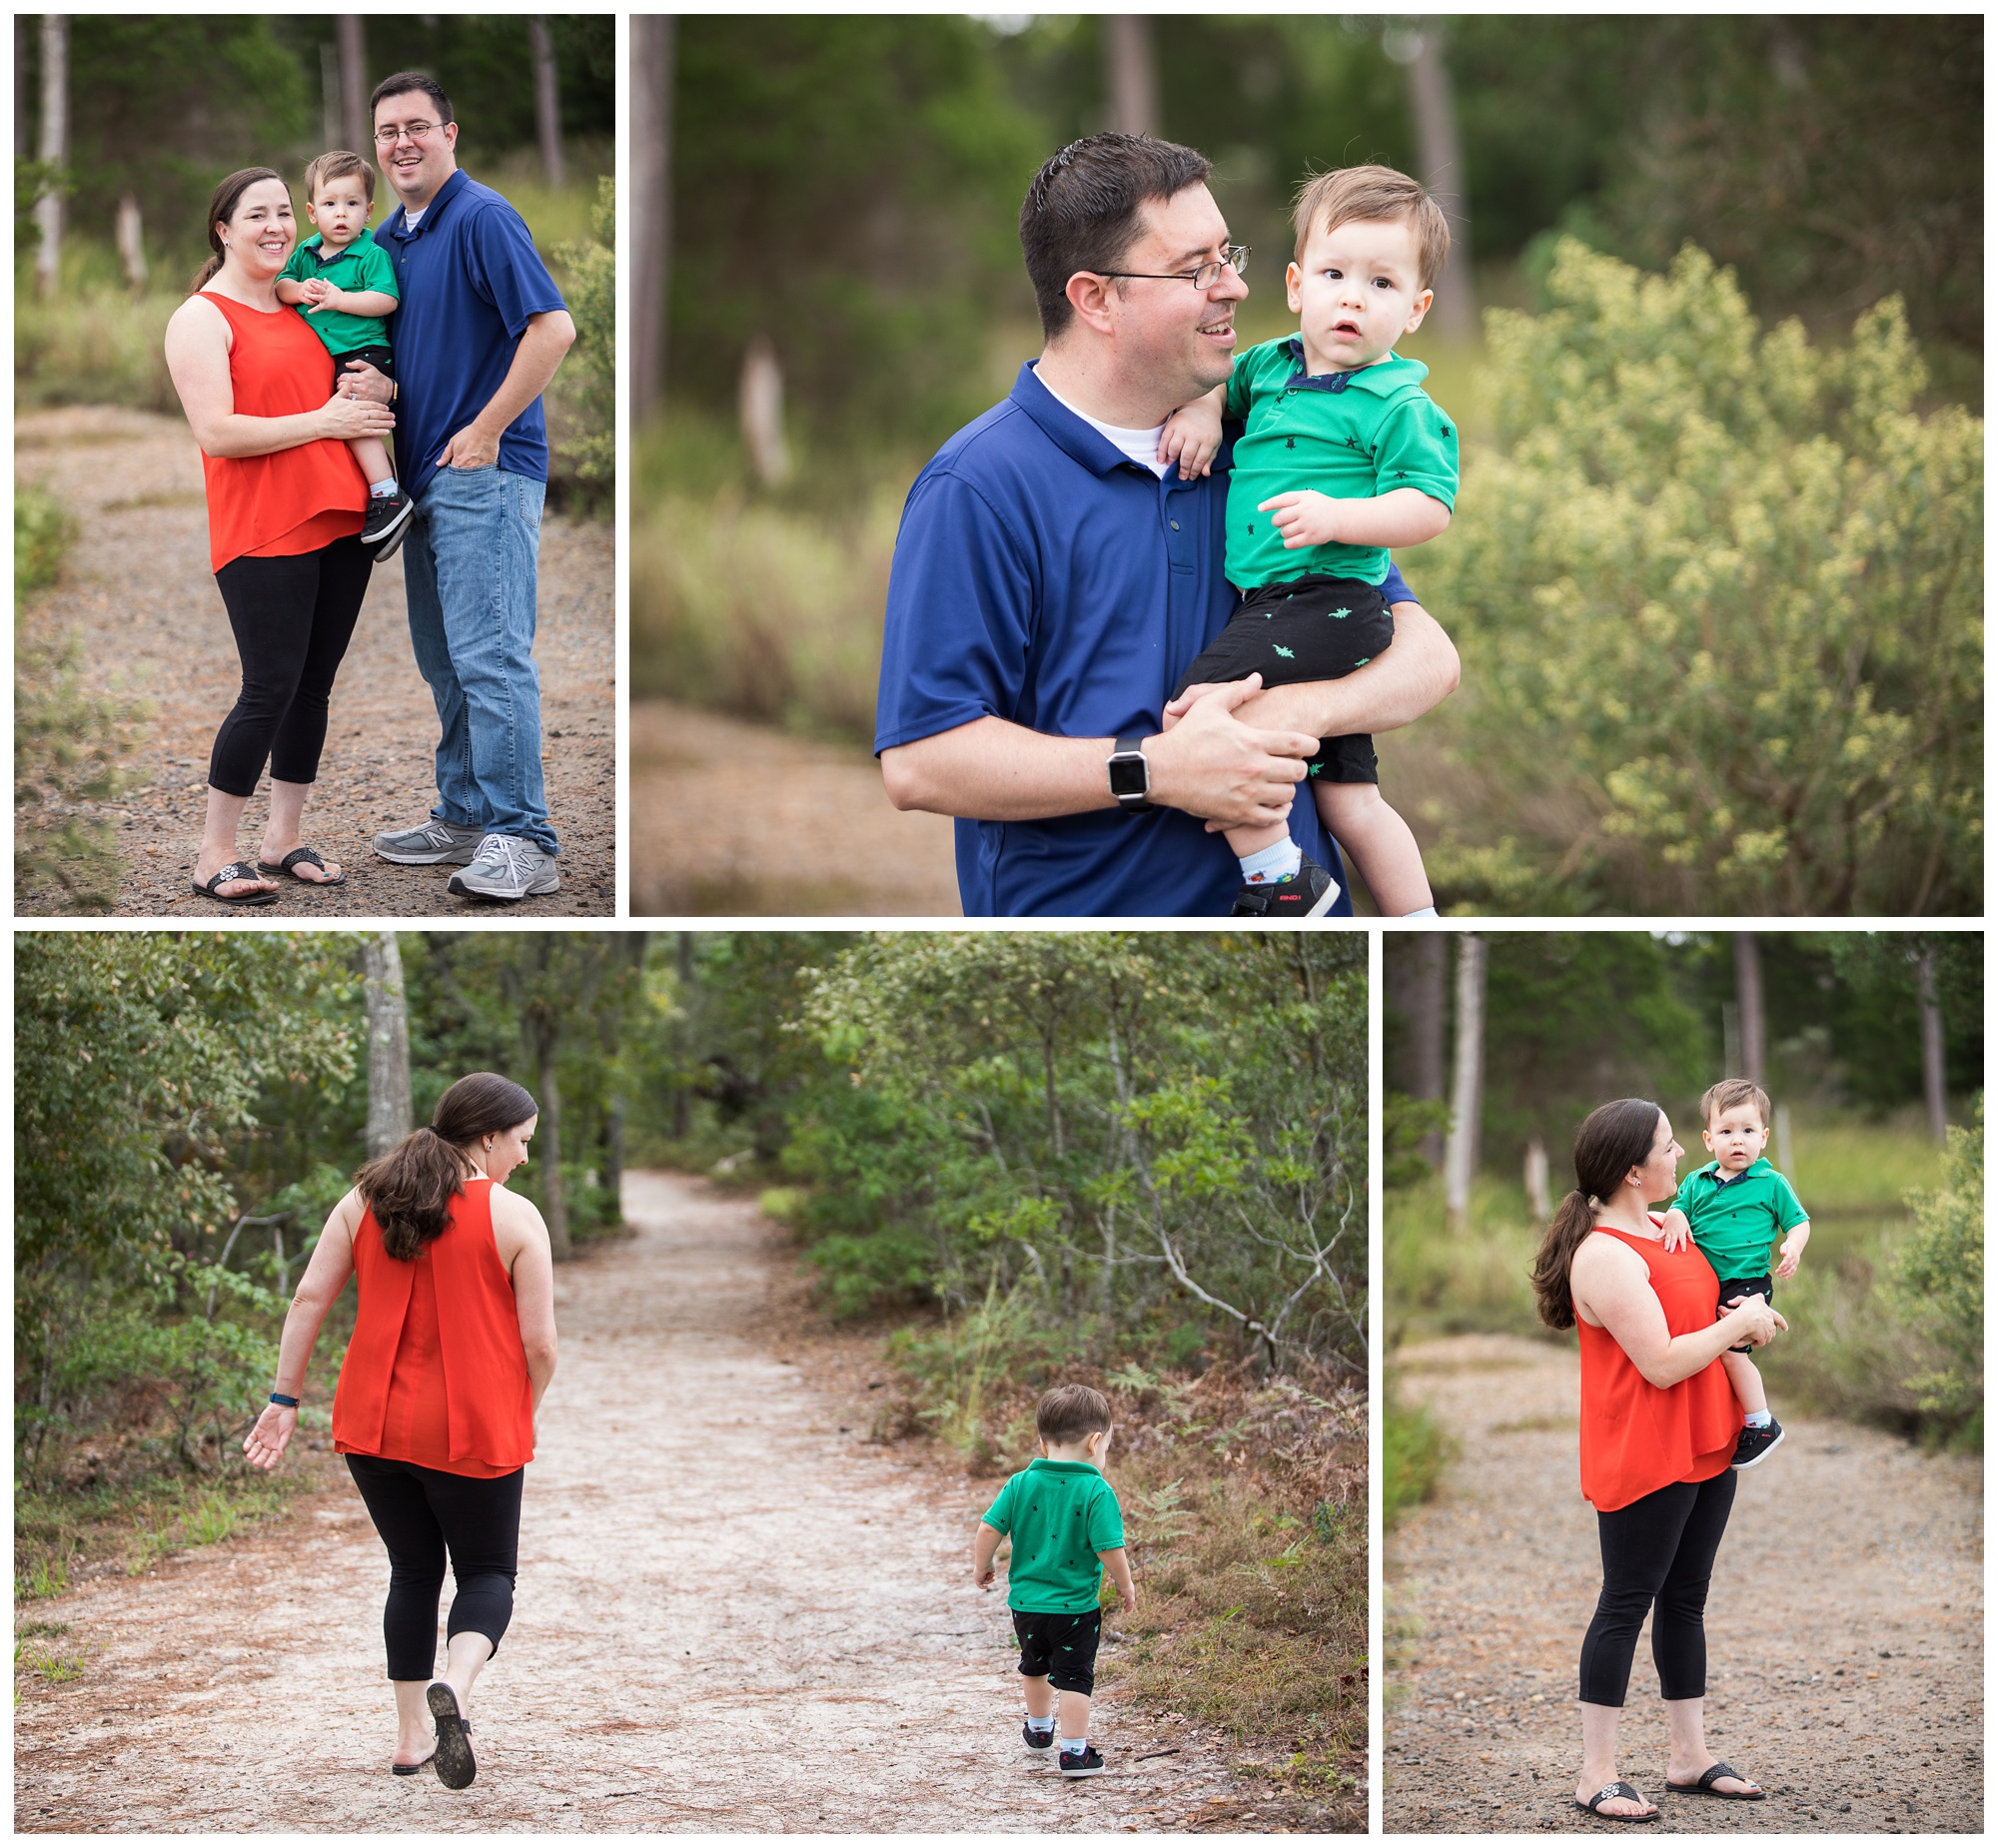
left=344, top=71, right=576, bottom=902
left=876, top=135, right=1459, bottom=918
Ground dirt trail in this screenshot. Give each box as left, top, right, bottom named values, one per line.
left=17, top=406, right=613, bottom=915
left=1384, top=1335, right=1983, bottom=1834
left=630, top=699, right=960, bottom=916
left=15, top=1173, right=1250, bottom=1832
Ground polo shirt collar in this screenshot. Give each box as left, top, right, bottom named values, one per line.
left=385, top=167, right=470, bottom=243
left=1013, top=361, right=1172, bottom=480
left=1026, top=1456, right=1102, bottom=1477
left=1693, top=1157, right=1770, bottom=1182
left=1281, top=336, right=1427, bottom=396
left=301, top=226, right=377, bottom=261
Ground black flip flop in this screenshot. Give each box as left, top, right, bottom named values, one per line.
left=1666, top=1760, right=1764, bottom=1800
left=426, top=1681, right=476, bottom=1789
left=191, top=862, right=277, bottom=906
left=391, top=1751, right=436, bottom=1778
left=1576, top=1781, right=1658, bottom=1822
left=255, top=845, right=347, bottom=887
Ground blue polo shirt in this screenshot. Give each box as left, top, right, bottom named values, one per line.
left=876, top=362, right=1413, bottom=917
left=378, top=169, right=567, bottom=500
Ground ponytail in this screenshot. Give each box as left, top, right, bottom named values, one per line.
left=354, top=1072, right=538, bottom=1262
left=1527, top=1098, right=1667, bottom=1332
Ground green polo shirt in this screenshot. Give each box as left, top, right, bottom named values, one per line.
left=1672, top=1157, right=1808, bottom=1282
left=1222, top=337, right=1458, bottom=591
left=280, top=227, right=399, bottom=357
left=981, top=1458, right=1125, bottom=1614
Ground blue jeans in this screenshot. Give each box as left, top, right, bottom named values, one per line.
left=403, top=464, right=557, bottom=854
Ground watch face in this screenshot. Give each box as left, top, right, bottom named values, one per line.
left=1108, top=753, right=1148, bottom=798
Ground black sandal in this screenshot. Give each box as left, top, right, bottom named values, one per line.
left=1666, top=1760, right=1764, bottom=1800
left=426, top=1681, right=476, bottom=1790
left=1576, top=1781, right=1658, bottom=1822
left=391, top=1751, right=436, bottom=1777
left=255, top=845, right=347, bottom=886
left=191, top=862, right=277, bottom=906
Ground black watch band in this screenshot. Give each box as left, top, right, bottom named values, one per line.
left=269, top=1391, right=300, bottom=1408
left=1107, top=735, right=1152, bottom=812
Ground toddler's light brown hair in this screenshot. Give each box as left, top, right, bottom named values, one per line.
left=304, top=149, right=377, bottom=207
left=1291, top=163, right=1451, bottom=291
left=1700, top=1077, right=1772, bottom=1128
left=1036, top=1384, right=1112, bottom=1446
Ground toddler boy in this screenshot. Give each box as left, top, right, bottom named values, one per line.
left=1661, top=1077, right=1811, bottom=1467
left=1158, top=164, right=1459, bottom=919
left=974, top=1384, right=1137, bottom=1778
left=276, top=150, right=413, bottom=555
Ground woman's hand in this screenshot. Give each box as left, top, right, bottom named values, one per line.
left=1722, top=1294, right=1787, bottom=1348
left=318, top=392, right=397, bottom=442
left=243, top=1402, right=298, bottom=1470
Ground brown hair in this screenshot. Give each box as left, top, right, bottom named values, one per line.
left=1291, top=164, right=1452, bottom=291
left=304, top=149, right=376, bottom=207
left=1700, top=1077, right=1771, bottom=1128
left=189, top=166, right=287, bottom=294
left=355, top=1072, right=537, bottom=1262
left=1019, top=133, right=1214, bottom=340
left=1036, top=1383, right=1113, bottom=1446
left=1529, top=1099, right=1666, bottom=1331
left=370, top=69, right=454, bottom=126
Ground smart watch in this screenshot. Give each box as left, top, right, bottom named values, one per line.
left=1107, top=735, right=1152, bottom=812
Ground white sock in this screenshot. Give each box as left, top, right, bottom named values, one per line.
left=368, top=477, right=399, bottom=497
left=1400, top=906, right=1439, bottom=917
left=1238, top=839, right=1303, bottom=885
left=1743, top=1409, right=1772, bottom=1427
left=1059, top=1735, right=1088, bottom=1755
left=1026, top=1712, right=1053, bottom=1734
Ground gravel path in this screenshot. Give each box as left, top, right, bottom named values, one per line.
left=17, top=406, right=613, bottom=915
left=630, top=700, right=959, bottom=916
left=15, top=1173, right=1240, bottom=1832
left=1384, top=1335, right=1983, bottom=1834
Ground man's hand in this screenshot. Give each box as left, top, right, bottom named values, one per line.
left=1660, top=1209, right=1692, bottom=1254
left=1144, top=678, right=1318, bottom=830
left=338, top=357, right=394, bottom=405
left=1775, top=1222, right=1810, bottom=1281
left=1258, top=488, right=1351, bottom=549
left=437, top=423, right=500, bottom=470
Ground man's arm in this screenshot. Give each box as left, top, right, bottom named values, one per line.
left=437, top=308, right=576, bottom=469
left=881, top=678, right=1321, bottom=827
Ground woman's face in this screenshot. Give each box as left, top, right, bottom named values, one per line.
left=220, top=179, right=297, bottom=277
left=479, top=1116, right=536, bottom=1182
left=1628, top=1110, right=1683, bottom=1202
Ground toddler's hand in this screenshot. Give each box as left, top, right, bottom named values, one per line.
left=974, top=1564, right=996, bottom=1591
left=1158, top=401, right=1223, bottom=480
left=1775, top=1227, right=1809, bottom=1280
left=1258, top=489, right=1348, bottom=549
left=1660, top=1214, right=1689, bottom=1253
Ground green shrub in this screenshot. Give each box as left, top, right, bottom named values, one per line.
left=15, top=284, right=179, bottom=412
left=1419, top=241, right=1982, bottom=915
left=15, top=483, right=78, bottom=597
left=1383, top=1380, right=1453, bottom=1530
left=1891, top=1097, right=1983, bottom=1444
left=549, top=177, right=614, bottom=504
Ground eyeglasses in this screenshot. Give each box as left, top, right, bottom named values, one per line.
left=1093, top=246, right=1250, bottom=291
left=374, top=120, right=446, bottom=147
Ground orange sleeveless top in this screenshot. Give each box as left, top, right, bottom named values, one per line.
left=1576, top=1220, right=1741, bottom=1512
left=333, top=1178, right=534, bottom=1476
left=196, top=290, right=367, bottom=573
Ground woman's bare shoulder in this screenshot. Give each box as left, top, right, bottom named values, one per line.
left=488, top=1183, right=550, bottom=1240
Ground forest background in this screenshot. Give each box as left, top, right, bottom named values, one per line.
left=15, top=929, right=1366, bottom=1805
left=629, top=15, right=1981, bottom=915
left=1382, top=930, right=1984, bottom=1525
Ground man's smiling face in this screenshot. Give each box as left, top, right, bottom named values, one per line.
left=1108, top=184, right=1247, bottom=412
left=374, top=88, right=459, bottom=207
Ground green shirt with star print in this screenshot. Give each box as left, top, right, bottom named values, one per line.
left=1671, top=1156, right=1808, bottom=1282
left=981, top=1458, right=1126, bottom=1613
left=1221, top=336, right=1459, bottom=590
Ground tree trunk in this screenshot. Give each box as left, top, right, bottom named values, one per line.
left=1105, top=16, right=1159, bottom=137
left=338, top=15, right=367, bottom=155
left=1917, top=946, right=1947, bottom=1144
left=320, top=42, right=342, bottom=150
left=739, top=335, right=791, bottom=485
left=36, top=14, right=68, bottom=301
left=15, top=18, right=31, bottom=160
left=528, top=18, right=566, bottom=189
left=361, top=932, right=413, bottom=1158
left=116, top=194, right=147, bottom=292
left=1399, top=26, right=1476, bottom=342
left=602, top=1092, right=627, bottom=1226
left=537, top=1045, right=572, bottom=1261
left=1733, top=932, right=1765, bottom=1084
left=1523, top=1136, right=1549, bottom=1221
left=630, top=14, right=675, bottom=425
left=1443, top=934, right=1486, bottom=1228
left=1409, top=934, right=1447, bottom=1170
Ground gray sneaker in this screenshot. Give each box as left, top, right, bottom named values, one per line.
left=448, top=834, right=560, bottom=901
left=373, top=818, right=485, bottom=865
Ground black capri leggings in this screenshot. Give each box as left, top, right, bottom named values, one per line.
left=208, top=535, right=373, bottom=797
left=1578, top=1469, right=1736, bottom=1707
left=345, top=1453, right=522, bottom=1682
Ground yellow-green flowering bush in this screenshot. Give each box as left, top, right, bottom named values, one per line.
left=1420, top=240, right=1981, bottom=915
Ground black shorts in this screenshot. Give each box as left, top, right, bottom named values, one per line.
left=336, top=342, right=395, bottom=382
left=1170, top=573, right=1396, bottom=785
left=1013, top=1607, right=1102, bottom=1695
left=1715, top=1274, right=1773, bottom=1354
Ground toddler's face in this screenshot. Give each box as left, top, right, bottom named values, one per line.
left=1703, top=1105, right=1770, bottom=1172
left=308, top=179, right=373, bottom=247
left=1287, top=216, right=1433, bottom=376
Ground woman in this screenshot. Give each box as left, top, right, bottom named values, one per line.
left=244, top=1074, right=557, bottom=1788
left=1529, top=1098, right=1785, bottom=1823
left=163, top=167, right=398, bottom=905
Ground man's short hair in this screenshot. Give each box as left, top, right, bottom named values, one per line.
left=304, top=150, right=376, bottom=206
left=1019, top=133, right=1213, bottom=341
left=370, top=70, right=454, bottom=126
left=1292, top=164, right=1452, bottom=292
left=1036, top=1383, right=1113, bottom=1446
left=1700, top=1077, right=1772, bottom=1128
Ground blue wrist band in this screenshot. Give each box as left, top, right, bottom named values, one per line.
left=269, top=1392, right=300, bottom=1408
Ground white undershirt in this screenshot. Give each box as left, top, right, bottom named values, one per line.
left=402, top=204, right=428, bottom=230
left=1036, top=372, right=1172, bottom=478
